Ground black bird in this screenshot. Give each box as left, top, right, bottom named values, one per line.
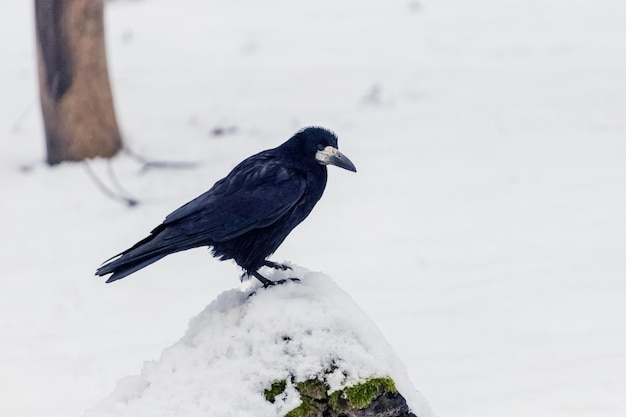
left=96, top=127, right=356, bottom=286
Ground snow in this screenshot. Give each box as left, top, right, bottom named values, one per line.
left=84, top=268, right=434, bottom=417
left=1, top=0, right=626, bottom=416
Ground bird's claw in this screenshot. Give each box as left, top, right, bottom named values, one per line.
left=251, top=271, right=299, bottom=288
left=262, top=277, right=300, bottom=288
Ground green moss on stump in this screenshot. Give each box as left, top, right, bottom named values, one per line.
left=285, top=396, right=326, bottom=417
left=344, top=377, right=397, bottom=409
left=264, top=380, right=287, bottom=403
left=265, top=376, right=408, bottom=417
left=296, top=379, right=329, bottom=400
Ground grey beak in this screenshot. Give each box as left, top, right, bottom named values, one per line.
left=315, top=146, right=357, bottom=172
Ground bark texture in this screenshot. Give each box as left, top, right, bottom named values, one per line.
left=35, top=0, right=122, bottom=165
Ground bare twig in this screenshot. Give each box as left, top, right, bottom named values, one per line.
left=123, top=147, right=199, bottom=174
left=83, top=161, right=139, bottom=207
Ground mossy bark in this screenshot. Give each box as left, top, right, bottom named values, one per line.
left=266, top=377, right=417, bottom=417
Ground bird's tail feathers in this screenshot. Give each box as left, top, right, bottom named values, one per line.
left=99, top=253, right=168, bottom=283
left=96, top=227, right=209, bottom=282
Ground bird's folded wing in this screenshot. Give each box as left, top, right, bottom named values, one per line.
left=160, top=164, right=306, bottom=242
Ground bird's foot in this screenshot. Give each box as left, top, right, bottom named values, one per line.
left=251, top=271, right=299, bottom=288
left=262, top=278, right=301, bottom=288
left=263, top=260, right=292, bottom=271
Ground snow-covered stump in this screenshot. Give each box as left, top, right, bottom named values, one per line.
left=85, top=267, right=435, bottom=417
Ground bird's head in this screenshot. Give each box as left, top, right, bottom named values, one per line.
left=285, top=126, right=357, bottom=172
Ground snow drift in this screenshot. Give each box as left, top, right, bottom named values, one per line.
left=84, top=266, right=434, bottom=417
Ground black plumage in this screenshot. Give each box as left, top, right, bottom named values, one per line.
left=95, top=127, right=356, bottom=285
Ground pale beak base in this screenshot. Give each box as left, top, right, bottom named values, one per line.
left=315, top=146, right=357, bottom=172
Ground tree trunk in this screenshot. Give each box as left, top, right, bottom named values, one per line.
left=35, top=0, right=122, bottom=165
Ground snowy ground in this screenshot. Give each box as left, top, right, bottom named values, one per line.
left=85, top=269, right=434, bottom=417
left=1, top=0, right=625, bottom=416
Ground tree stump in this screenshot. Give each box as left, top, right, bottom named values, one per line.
left=35, top=0, right=122, bottom=165
left=84, top=268, right=435, bottom=417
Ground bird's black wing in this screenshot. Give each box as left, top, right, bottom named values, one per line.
left=161, top=155, right=306, bottom=243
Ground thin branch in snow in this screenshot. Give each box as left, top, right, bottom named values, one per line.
left=83, top=160, right=139, bottom=207
left=123, top=147, right=199, bottom=174
left=11, top=100, right=35, bottom=134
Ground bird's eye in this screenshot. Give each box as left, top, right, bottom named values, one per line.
left=317, top=144, right=325, bottom=151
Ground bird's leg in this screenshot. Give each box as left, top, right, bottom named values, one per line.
left=251, top=271, right=274, bottom=287
left=251, top=271, right=300, bottom=288
left=263, top=260, right=292, bottom=271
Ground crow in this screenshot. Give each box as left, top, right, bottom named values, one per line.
left=95, top=127, right=356, bottom=286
